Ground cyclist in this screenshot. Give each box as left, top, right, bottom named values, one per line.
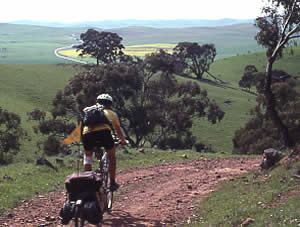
left=81, top=93, right=126, bottom=191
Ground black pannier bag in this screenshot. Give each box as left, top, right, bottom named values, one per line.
left=81, top=200, right=102, bottom=224
left=59, top=201, right=74, bottom=225
left=60, top=171, right=103, bottom=224
left=65, top=171, right=102, bottom=198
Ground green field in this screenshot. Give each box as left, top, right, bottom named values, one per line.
left=188, top=161, right=300, bottom=226
left=0, top=23, right=85, bottom=63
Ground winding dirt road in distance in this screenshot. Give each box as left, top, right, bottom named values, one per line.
left=54, top=33, right=87, bottom=64
left=0, top=157, right=261, bottom=226
left=54, top=45, right=87, bottom=64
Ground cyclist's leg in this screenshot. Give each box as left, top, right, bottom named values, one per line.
left=102, top=130, right=118, bottom=190
left=82, top=132, right=96, bottom=171
left=83, top=150, right=93, bottom=171
left=107, top=146, right=116, bottom=182
left=107, top=146, right=120, bottom=191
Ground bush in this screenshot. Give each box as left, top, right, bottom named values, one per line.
left=43, top=135, right=61, bottom=156
left=194, top=142, right=216, bottom=153
left=194, top=143, right=206, bottom=152
left=28, top=109, right=77, bottom=156
left=157, top=134, right=196, bottom=150
left=0, top=108, right=27, bottom=164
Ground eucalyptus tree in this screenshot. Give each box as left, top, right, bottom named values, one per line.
left=239, top=65, right=258, bottom=91
left=76, top=29, right=124, bottom=66
left=254, top=0, right=300, bottom=147
left=173, top=42, right=216, bottom=80
left=49, top=50, right=224, bottom=148
left=233, top=72, right=300, bottom=154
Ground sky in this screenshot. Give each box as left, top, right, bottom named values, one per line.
left=1, top=0, right=264, bottom=23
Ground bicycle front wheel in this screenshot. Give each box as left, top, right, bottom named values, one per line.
left=107, top=190, right=113, bottom=211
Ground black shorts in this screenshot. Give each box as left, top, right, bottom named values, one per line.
left=82, top=130, right=114, bottom=151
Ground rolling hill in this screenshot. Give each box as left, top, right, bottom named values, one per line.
left=0, top=22, right=263, bottom=63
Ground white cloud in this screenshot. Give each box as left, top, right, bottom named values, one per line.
left=1, top=0, right=263, bottom=22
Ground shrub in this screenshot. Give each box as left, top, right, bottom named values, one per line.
left=43, top=135, right=61, bottom=156
left=157, top=134, right=196, bottom=150
left=194, top=143, right=206, bottom=152
left=0, top=108, right=27, bottom=164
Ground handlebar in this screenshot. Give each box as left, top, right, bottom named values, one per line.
left=112, top=134, right=129, bottom=146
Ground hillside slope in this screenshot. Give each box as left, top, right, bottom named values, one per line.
left=0, top=47, right=299, bottom=157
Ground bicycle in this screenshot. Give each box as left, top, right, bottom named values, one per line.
left=59, top=135, right=125, bottom=226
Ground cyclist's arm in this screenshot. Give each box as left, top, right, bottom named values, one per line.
left=115, top=124, right=126, bottom=145
left=109, top=110, right=126, bottom=145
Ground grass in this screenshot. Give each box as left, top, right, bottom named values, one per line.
left=186, top=161, right=300, bottom=226
left=0, top=161, right=69, bottom=213
left=0, top=23, right=85, bottom=64
left=0, top=64, right=82, bottom=111
left=0, top=64, right=85, bottom=161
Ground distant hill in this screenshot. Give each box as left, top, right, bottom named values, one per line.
left=10, top=18, right=254, bottom=29
left=107, top=23, right=263, bottom=58
left=0, top=22, right=262, bottom=63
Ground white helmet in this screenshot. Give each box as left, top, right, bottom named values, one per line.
left=97, top=93, right=113, bottom=102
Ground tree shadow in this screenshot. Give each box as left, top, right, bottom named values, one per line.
left=240, top=88, right=258, bottom=96
left=102, top=209, right=165, bottom=226
left=176, top=72, right=236, bottom=90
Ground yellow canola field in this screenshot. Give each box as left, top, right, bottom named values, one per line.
left=58, top=43, right=176, bottom=58
left=59, top=49, right=82, bottom=58
left=124, top=43, right=175, bottom=56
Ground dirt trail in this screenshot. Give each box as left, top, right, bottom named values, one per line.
left=0, top=157, right=261, bottom=226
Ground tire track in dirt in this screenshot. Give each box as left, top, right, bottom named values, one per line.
left=0, top=157, right=261, bottom=226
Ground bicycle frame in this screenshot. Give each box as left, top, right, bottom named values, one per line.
left=95, top=139, right=124, bottom=211
left=95, top=147, right=112, bottom=212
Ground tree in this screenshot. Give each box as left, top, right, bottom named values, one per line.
left=239, top=65, right=258, bottom=91
left=255, top=0, right=300, bottom=147
left=0, top=107, right=27, bottom=164
left=233, top=73, right=300, bottom=154
left=76, top=29, right=124, bottom=66
left=51, top=50, right=224, bottom=148
left=138, top=50, right=224, bottom=148
left=173, top=42, right=216, bottom=80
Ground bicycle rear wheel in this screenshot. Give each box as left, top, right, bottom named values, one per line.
left=74, top=206, right=80, bottom=227
left=74, top=206, right=85, bottom=227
